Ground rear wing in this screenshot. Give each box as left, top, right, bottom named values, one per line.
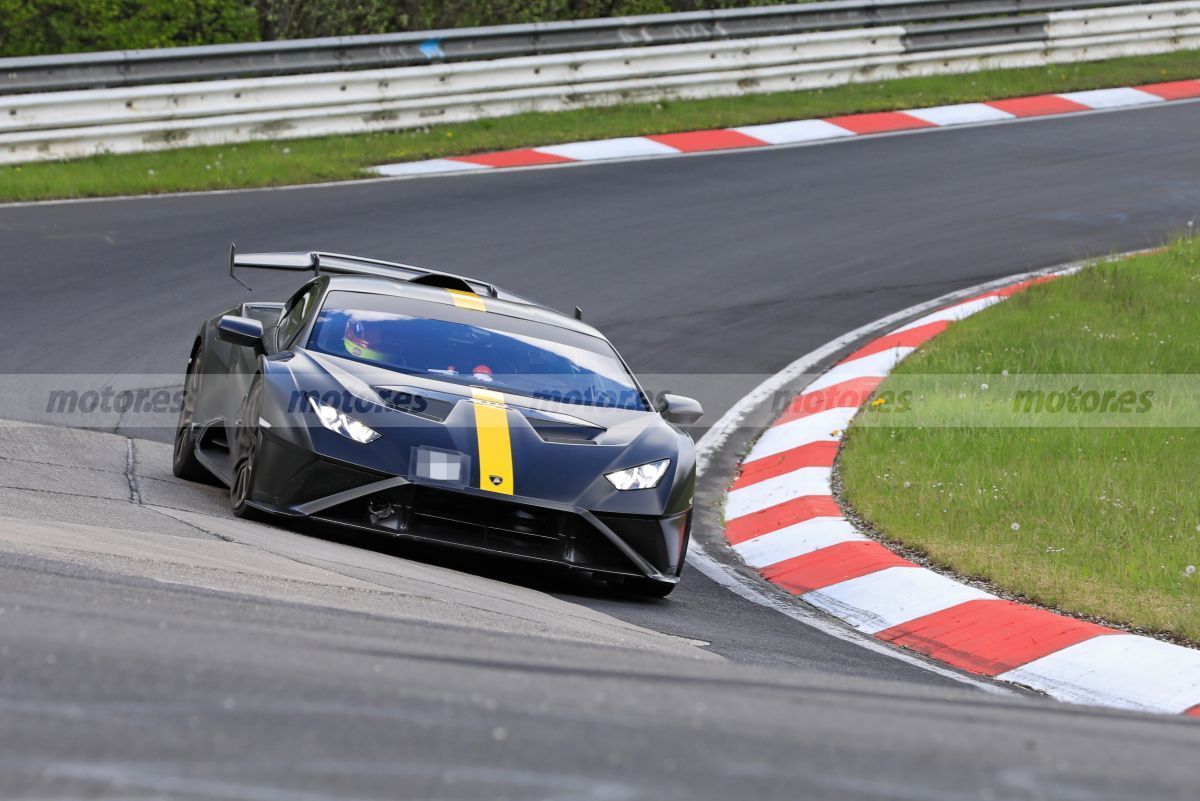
left=227, top=243, right=500, bottom=297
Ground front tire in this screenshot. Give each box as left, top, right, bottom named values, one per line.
left=229, top=449, right=264, bottom=520
left=230, top=378, right=267, bottom=521
left=173, top=345, right=213, bottom=483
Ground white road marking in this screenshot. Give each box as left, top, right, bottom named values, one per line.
left=743, top=406, right=857, bottom=464
left=372, top=158, right=490, bottom=176
left=733, top=516, right=863, bottom=569
left=803, top=567, right=995, bottom=635
left=803, top=347, right=913, bottom=393
left=724, top=466, right=833, bottom=520
left=534, top=137, right=679, bottom=160
left=890, top=295, right=1006, bottom=334
left=1058, top=87, right=1164, bottom=110
left=904, top=103, right=1016, bottom=126
left=996, top=634, right=1200, bottom=714
left=733, top=119, right=855, bottom=144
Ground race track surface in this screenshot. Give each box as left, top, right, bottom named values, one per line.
left=2, top=101, right=1199, bottom=799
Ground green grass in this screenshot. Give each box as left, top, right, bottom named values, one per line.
left=839, top=237, right=1200, bottom=642
left=3, top=49, right=1200, bottom=202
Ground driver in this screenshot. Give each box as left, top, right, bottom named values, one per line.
left=343, top=316, right=397, bottom=363
left=340, top=313, right=494, bottom=380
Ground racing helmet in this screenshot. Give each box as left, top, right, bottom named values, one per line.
left=342, top=315, right=394, bottom=362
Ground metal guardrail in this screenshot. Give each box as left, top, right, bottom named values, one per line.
left=0, top=0, right=1164, bottom=93
left=0, top=29, right=908, bottom=134
left=905, top=16, right=1051, bottom=50
left=0, top=1, right=1196, bottom=164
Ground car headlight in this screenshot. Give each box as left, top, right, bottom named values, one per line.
left=308, top=397, right=380, bottom=444
left=605, top=459, right=670, bottom=491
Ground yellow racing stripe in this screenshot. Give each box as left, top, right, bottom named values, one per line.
left=470, top=388, right=514, bottom=495
left=447, top=289, right=487, bottom=312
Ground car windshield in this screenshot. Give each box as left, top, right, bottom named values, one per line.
left=307, top=291, right=648, bottom=411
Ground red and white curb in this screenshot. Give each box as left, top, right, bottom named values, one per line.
left=721, top=273, right=1200, bottom=716
left=372, top=79, right=1200, bottom=178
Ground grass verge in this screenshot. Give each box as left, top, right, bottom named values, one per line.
left=838, top=237, right=1200, bottom=643
left=3, top=49, right=1200, bottom=202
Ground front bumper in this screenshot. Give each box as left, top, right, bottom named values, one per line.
left=251, top=436, right=690, bottom=582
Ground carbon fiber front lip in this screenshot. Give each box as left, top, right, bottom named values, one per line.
left=251, top=474, right=674, bottom=581
left=306, top=512, right=673, bottom=583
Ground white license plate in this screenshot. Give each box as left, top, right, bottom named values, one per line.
left=412, top=447, right=466, bottom=484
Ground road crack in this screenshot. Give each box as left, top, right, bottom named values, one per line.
left=124, top=438, right=142, bottom=506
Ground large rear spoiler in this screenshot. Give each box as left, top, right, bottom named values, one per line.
left=227, top=243, right=499, bottom=297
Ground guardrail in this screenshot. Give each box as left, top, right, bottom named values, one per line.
left=0, top=0, right=1196, bottom=165
left=0, top=0, right=1164, bottom=94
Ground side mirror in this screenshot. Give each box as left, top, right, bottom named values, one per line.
left=659, top=393, right=703, bottom=425
left=217, top=315, right=265, bottom=354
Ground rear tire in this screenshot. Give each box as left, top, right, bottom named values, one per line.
left=172, top=346, right=213, bottom=483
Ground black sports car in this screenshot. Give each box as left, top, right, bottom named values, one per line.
left=173, top=248, right=703, bottom=596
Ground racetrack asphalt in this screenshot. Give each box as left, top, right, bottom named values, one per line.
left=1, top=100, right=1199, bottom=799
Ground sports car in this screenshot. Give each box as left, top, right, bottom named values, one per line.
left=172, top=247, right=703, bottom=596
